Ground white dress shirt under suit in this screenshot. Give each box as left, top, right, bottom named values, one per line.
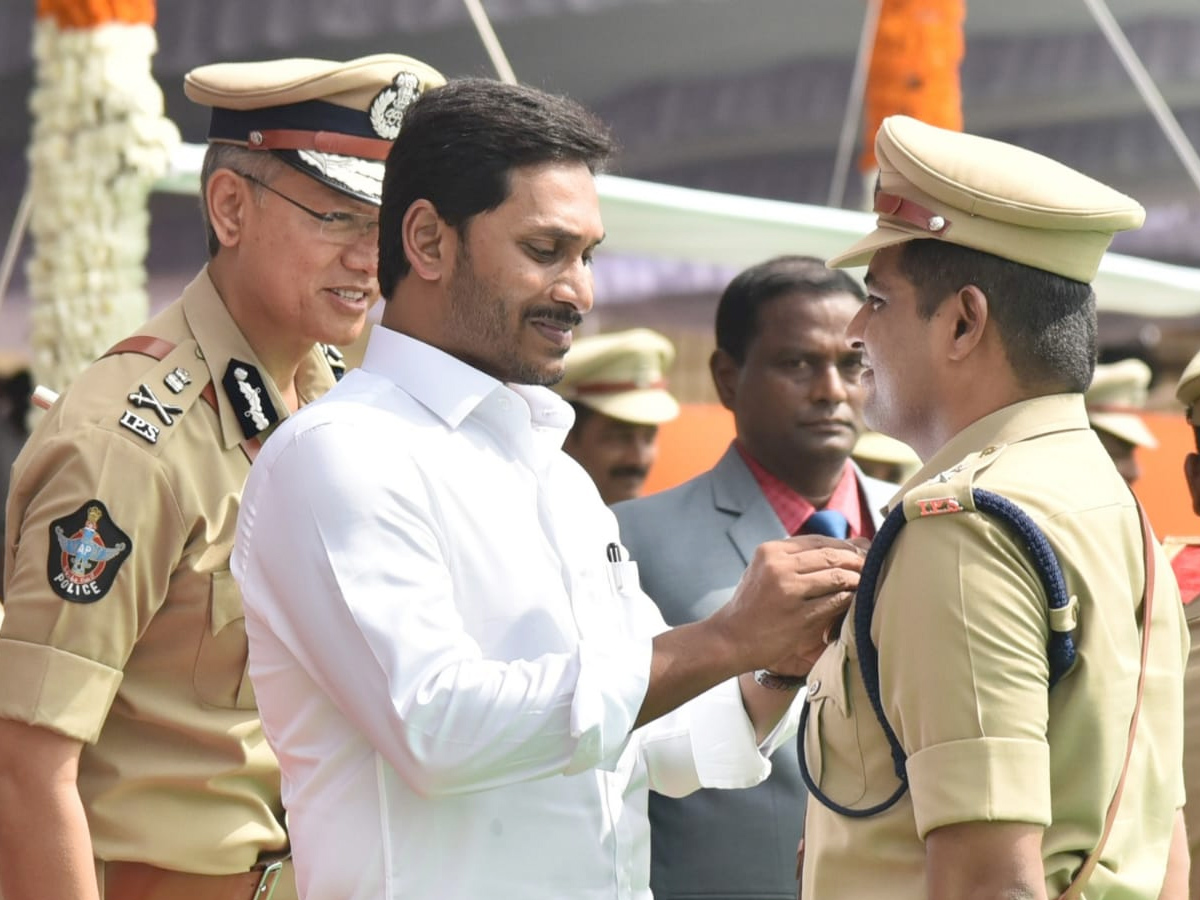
left=232, top=326, right=800, bottom=900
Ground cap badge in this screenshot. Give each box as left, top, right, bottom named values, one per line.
left=369, top=71, right=421, bottom=140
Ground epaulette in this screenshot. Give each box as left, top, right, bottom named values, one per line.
left=98, top=338, right=212, bottom=454
left=321, top=343, right=347, bottom=381
left=900, top=443, right=1007, bottom=523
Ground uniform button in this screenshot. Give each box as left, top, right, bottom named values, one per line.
left=980, top=445, right=997, bottom=456
left=807, top=679, right=821, bottom=698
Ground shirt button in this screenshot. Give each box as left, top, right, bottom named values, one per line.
left=980, top=445, right=997, bottom=456
left=807, top=679, right=821, bottom=698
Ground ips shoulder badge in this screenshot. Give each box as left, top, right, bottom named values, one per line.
left=46, top=500, right=132, bottom=603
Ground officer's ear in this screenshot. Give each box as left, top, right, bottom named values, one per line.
left=207, top=168, right=250, bottom=250
left=710, top=348, right=739, bottom=412
left=402, top=199, right=449, bottom=283
left=1183, top=453, right=1200, bottom=516
left=946, top=284, right=988, bottom=359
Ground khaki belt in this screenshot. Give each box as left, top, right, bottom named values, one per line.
left=99, top=855, right=296, bottom=900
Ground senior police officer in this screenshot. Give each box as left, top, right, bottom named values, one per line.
left=0, top=54, right=444, bottom=900
left=1085, top=357, right=1159, bottom=487
left=556, top=327, right=681, bottom=504
left=1165, top=350, right=1200, bottom=900
left=799, top=115, right=1189, bottom=899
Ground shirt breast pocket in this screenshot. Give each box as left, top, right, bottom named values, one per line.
left=193, top=569, right=255, bottom=709
left=802, top=639, right=868, bottom=804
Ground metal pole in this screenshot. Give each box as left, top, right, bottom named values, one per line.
left=828, top=0, right=883, bottom=209
left=461, top=0, right=519, bottom=85
left=1082, top=0, right=1200, bottom=197
left=0, top=184, right=32, bottom=320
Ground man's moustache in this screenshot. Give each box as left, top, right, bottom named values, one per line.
left=525, top=307, right=583, bottom=328
left=610, top=466, right=648, bottom=480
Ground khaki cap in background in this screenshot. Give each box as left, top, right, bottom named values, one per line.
left=1085, top=358, right=1157, bottom=448
left=828, top=115, right=1145, bottom=283
left=1177, top=348, right=1200, bottom=421
left=184, top=54, right=446, bottom=205
left=853, top=430, right=921, bottom=477
left=556, top=329, right=681, bottom=425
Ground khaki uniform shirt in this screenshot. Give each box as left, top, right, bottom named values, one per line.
left=1163, top=536, right=1200, bottom=900
left=0, top=268, right=337, bottom=875
left=802, top=394, right=1187, bottom=899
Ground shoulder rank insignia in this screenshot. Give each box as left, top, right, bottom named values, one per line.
left=321, top=343, right=347, bottom=381
left=222, top=359, right=280, bottom=439
left=128, top=383, right=184, bottom=426
left=119, top=410, right=160, bottom=444
left=163, top=366, right=192, bottom=394
left=47, top=501, right=131, bottom=603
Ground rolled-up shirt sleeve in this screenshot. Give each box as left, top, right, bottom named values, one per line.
left=877, top=512, right=1053, bottom=838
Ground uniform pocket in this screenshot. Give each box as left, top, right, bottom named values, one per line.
left=193, top=569, right=255, bottom=709
left=802, top=640, right=866, bottom=801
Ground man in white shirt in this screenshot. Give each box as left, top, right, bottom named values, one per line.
left=232, top=77, right=863, bottom=900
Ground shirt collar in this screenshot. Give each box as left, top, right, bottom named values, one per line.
left=893, top=393, right=1090, bottom=512
left=361, top=325, right=576, bottom=436
left=182, top=266, right=336, bottom=449
left=734, top=442, right=870, bottom=537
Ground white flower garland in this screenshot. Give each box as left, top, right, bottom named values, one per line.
left=26, top=19, right=179, bottom=394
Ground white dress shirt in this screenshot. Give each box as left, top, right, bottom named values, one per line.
left=232, top=327, right=799, bottom=900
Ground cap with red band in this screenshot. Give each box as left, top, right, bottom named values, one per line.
left=555, top=329, right=681, bottom=426
left=184, top=54, right=446, bottom=205
left=827, top=115, right=1145, bottom=284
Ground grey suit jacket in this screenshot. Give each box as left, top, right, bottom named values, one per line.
left=613, top=444, right=895, bottom=900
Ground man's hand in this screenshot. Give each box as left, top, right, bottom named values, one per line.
left=636, top=535, right=864, bottom=729
left=711, top=535, right=864, bottom=676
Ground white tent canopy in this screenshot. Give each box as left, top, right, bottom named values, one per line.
left=158, top=142, right=1200, bottom=319
left=595, top=174, right=1200, bottom=318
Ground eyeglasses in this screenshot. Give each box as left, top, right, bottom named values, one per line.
left=239, top=173, right=379, bottom=245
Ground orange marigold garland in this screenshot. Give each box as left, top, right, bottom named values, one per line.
left=36, top=0, right=156, bottom=28
left=26, top=0, right=178, bottom=395
left=859, top=0, right=965, bottom=173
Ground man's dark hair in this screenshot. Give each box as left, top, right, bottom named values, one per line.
left=715, top=255, right=865, bottom=364
left=897, top=239, right=1096, bottom=393
left=378, top=78, right=616, bottom=299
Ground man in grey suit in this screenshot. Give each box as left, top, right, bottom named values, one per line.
left=614, top=255, right=896, bottom=900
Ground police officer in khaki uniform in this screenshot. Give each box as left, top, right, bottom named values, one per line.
left=1085, top=357, right=1159, bottom=487
left=555, top=328, right=681, bottom=504
left=0, top=54, right=444, bottom=900
left=799, top=116, right=1188, bottom=899
left=1165, top=350, right=1200, bottom=900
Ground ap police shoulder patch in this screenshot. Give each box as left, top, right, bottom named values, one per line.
left=46, top=500, right=132, bottom=603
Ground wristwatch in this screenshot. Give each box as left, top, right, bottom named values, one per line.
left=753, top=669, right=805, bottom=691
